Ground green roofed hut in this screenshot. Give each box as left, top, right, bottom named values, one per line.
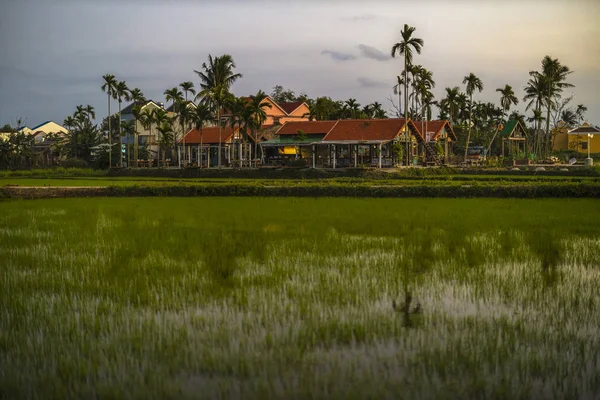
left=498, top=119, right=528, bottom=159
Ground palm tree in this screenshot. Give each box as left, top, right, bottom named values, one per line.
left=392, top=75, right=405, bottom=117
left=177, top=102, right=194, bottom=167
left=575, top=104, right=587, bottom=124
left=496, top=84, right=519, bottom=117
left=539, top=56, right=573, bottom=158
left=114, top=81, right=130, bottom=167
left=345, top=98, right=360, bottom=119
left=129, top=88, right=146, bottom=165
left=164, top=87, right=184, bottom=165
left=194, top=54, right=243, bottom=168
left=560, top=110, right=577, bottom=127
left=247, top=90, right=272, bottom=164
left=391, top=24, right=424, bottom=165
left=101, top=74, right=117, bottom=167
left=138, top=108, right=154, bottom=163
left=191, top=103, right=213, bottom=167
left=225, top=96, right=247, bottom=166
left=179, top=81, right=196, bottom=102
left=156, top=120, right=174, bottom=164
left=463, top=73, right=484, bottom=162
left=523, top=73, right=546, bottom=156
left=441, top=87, right=461, bottom=125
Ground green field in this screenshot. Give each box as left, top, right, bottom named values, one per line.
left=1, top=198, right=600, bottom=399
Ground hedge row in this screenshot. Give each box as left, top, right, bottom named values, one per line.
left=2, top=183, right=599, bottom=199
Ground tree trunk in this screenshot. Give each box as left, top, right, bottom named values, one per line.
left=464, top=95, right=473, bottom=163
left=404, top=55, right=409, bottom=166
left=217, top=109, right=222, bottom=168
left=107, top=94, right=111, bottom=168
left=118, top=99, right=123, bottom=168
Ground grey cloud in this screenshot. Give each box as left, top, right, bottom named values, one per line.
left=321, top=50, right=356, bottom=62
left=357, top=77, right=388, bottom=88
left=358, top=44, right=392, bottom=62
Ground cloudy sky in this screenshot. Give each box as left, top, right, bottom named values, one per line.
left=1, top=0, right=599, bottom=127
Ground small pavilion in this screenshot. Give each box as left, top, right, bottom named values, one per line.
left=498, top=120, right=528, bottom=158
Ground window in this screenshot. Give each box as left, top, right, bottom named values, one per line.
left=581, top=142, right=588, bottom=150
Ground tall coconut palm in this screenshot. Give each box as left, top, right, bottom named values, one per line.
left=345, top=98, right=360, bottom=119
left=523, top=72, right=547, bottom=157
left=247, top=90, right=272, bottom=164
left=496, top=84, right=519, bottom=117
left=164, top=87, right=184, bottom=165
left=194, top=54, right=243, bottom=168
left=129, top=88, right=146, bottom=165
left=391, top=24, right=424, bottom=165
left=463, top=73, right=484, bottom=162
left=152, top=109, right=169, bottom=166
left=191, top=103, right=213, bottom=167
left=156, top=120, right=174, bottom=165
left=179, top=81, right=196, bottom=102
left=441, top=87, right=461, bottom=126
left=539, top=56, right=573, bottom=157
left=392, top=75, right=405, bottom=117
left=575, top=104, right=587, bottom=124
left=177, top=102, right=194, bottom=167
left=114, top=81, right=130, bottom=167
left=101, top=74, right=117, bottom=167
left=225, top=96, right=247, bottom=166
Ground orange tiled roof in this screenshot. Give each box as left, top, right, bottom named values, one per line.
left=279, top=102, right=305, bottom=114
left=323, top=119, right=421, bottom=142
left=412, top=120, right=456, bottom=140
left=180, top=126, right=235, bottom=144
left=275, top=120, right=338, bottom=135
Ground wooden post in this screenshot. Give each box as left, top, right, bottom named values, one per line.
left=354, top=145, right=358, bottom=167
left=207, top=146, right=211, bottom=168
left=378, top=143, right=382, bottom=168
left=312, top=145, right=316, bottom=168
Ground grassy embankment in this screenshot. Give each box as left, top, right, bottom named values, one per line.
left=1, top=197, right=599, bottom=398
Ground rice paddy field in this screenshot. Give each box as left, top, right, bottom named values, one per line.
left=1, top=197, right=600, bottom=399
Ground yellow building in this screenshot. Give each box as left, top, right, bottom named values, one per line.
left=558, top=122, right=600, bottom=154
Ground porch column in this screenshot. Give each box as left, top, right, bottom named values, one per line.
left=332, top=145, right=336, bottom=169
left=354, top=145, right=358, bottom=167
left=445, top=139, right=449, bottom=164
left=207, top=146, right=211, bottom=168
left=187, top=146, right=191, bottom=168
left=312, top=145, right=316, bottom=168
left=197, top=145, right=200, bottom=167
left=378, top=143, right=382, bottom=168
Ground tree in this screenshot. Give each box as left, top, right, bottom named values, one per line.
left=191, top=103, right=213, bottom=167
left=496, top=84, right=519, bottom=117
left=115, top=81, right=130, bottom=167
left=129, top=88, right=146, bottom=164
left=156, top=119, right=174, bottom=164
left=164, top=87, right=184, bottom=165
left=441, top=87, right=461, bottom=126
left=463, top=73, right=484, bottom=162
left=60, top=105, right=102, bottom=165
left=345, top=98, right=360, bottom=119
left=152, top=109, right=169, bottom=166
left=139, top=108, right=154, bottom=162
left=247, top=90, right=272, bottom=164
left=523, top=72, right=546, bottom=156
left=539, top=56, right=573, bottom=158
left=391, top=24, right=424, bottom=166
left=101, top=74, right=117, bottom=167
left=195, top=54, right=243, bottom=168
left=225, top=96, right=247, bottom=166
left=271, top=85, right=298, bottom=104
left=177, top=102, right=194, bottom=167
left=575, top=104, right=587, bottom=124
left=392, top=75, right=405, bottom=117
left=179, top=81, right=196, bottom=102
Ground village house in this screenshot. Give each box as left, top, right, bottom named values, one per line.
left=553, top=122, right=600, bottom=155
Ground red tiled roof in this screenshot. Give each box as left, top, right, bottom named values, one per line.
left=275, top=121, right=338, bottom=135
left=412, top=120, right=457, bottom=140
left=180, top=126, right=235, bottom=144
left=323, top=119, right=422, bottom=142
left=279, top=102, right=305, bottom=114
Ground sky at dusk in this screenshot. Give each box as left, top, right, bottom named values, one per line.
left=1, top=0, right=599, bottom=127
